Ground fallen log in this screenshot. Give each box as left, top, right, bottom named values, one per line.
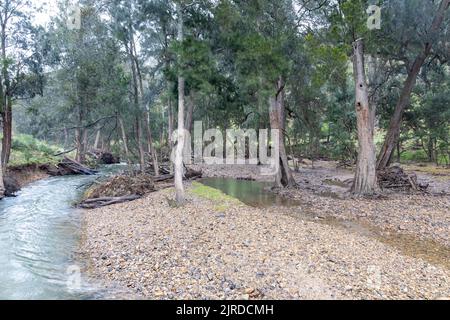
left=79, top=194, right=141, bottom=209
left=58, top=157, right=98, bottom=175
left=154, top=174, right=174, bottom=182
left=145, top=163, right=172, bottom=176
left=185, top=167, right=202, bottom=180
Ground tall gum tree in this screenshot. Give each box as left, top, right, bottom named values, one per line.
left=351, top=39, right=378, bottom=194
left=174, top=1, right=185, bottom=205
left=377, top=0, right=450, bottom=169
left=0, top=0, right=41, bottom=169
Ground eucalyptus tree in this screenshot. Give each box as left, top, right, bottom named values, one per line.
left=376, top=0, right=450, bottom=169
left=212, top=0, right=300, bottom=187
left=45, top=1, right=125, bottom=163
left=314, top=0, right=381, bottom=194
left=107, top=0, right=166, bottom=173
left=0, top=0, right=44, bottom=169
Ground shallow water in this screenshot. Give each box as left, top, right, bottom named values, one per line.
left=200, top=177, right=300, bottom=207
left=0, top=165, right=125, bottom=300
left=200, top=177, right=450, bottom=270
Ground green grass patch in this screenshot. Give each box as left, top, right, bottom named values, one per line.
left=190, top=181, right=241, bottom=209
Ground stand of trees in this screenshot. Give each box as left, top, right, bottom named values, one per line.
left=1, top=0, right=449, bottom=200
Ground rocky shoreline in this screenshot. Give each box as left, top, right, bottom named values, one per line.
left=80, top=164, right=450, bottom=300
left=194, top=162, right=450, bottom=247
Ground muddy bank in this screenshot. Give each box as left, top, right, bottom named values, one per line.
left=5, top=164, right=51, bottom=195
left=4, top=158, right=100, bottom=196
left=81, top=183, right=450, bottom=300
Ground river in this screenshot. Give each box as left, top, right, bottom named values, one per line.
left=0, top=168, right=118, bottom=300
left=1, top=172, right=447, bottom=299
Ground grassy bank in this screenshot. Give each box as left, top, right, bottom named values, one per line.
left=9, top=134, right=61, bottom=167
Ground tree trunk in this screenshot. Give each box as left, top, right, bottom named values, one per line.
left=1, top=96, right=12, bottom=170
left=175, top=3, right=185, bottom=205
left=118, top=116, right=131, bottom=163
left=75, top=127, right=86, bottom=164
left=64, top=127, right=69, bottom=148
left=0, top=143, right=4, bottom=199
left=168, top=97, right=174, bottom=150
left=144, top=108, right=160, bottom=176
left=185, top=94, right=194, bottom=133
left=94, top=128, right=101, bottom=150
left=82, top=129, right=88, bottom=156
left=0, top=22, right=11, bottom=171
left=377, top=0, right=450, bottom=169
left=136, top=117, right=146, bottom=172
left=351, top=39, right=378, bottom=195
left=269, top=77, right=295, bottom=188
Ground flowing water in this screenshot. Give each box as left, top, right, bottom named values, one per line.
left=0, top=165, right=124, bottom=300
left=200, top=177, right=450, bottom=270
left=0, top=173, right=447, bottom=300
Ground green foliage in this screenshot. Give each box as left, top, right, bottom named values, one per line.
left=9, top=0, right=450, bottom=168
left=190, top=181, right=241, bottom=205
left=9, top=135, right=61, bottom=166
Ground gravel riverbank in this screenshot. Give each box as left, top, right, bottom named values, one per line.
left=193, top=163, right=450, bottom=247
left=80, top=165, right=450, bottom=299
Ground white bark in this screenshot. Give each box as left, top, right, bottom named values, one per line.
left=175, top=3, right=185, bottom=205
left=119, top=116, right=131, bottom=164
left=0, top=143, right=4, bottom=199
left=94, top=128, right=101, bottom=150
left=351, top=39, right=379, bottom=195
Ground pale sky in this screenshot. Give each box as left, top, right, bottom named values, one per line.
left=32, top=0, right=59, bottom=26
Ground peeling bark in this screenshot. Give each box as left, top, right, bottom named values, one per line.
left=175, top=3, right=185, bottom=205
left=269, top=77, right=295, bottom=188
left=351, top=39, right=379, bottom=195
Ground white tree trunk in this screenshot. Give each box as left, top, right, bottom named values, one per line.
left=94, top=128, right=101, bottom=150
left=145, top=108, right=160, bottom=176
left=118, top=116, right=131, bottom=164
left=351, top=39, right=379, bottom=195
left=175, top=3, right=185, bottom=205
left=0, top=143, right=5, bottom=199
left=269, top=77, right=295, bottom=188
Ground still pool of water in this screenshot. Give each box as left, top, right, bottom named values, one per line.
left=199, top=177, right=450, bottom=271
left=199, top=177, right=300, bottom=207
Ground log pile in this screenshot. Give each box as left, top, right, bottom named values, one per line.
left=377, top=166, right=428, bottom=192
left=80, top=167, right=203, bottom=209
left=83, top=173, right=155, bottom=199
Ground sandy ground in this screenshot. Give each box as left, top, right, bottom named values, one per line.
left=194, top=162, right=450, bottom=246
left=80, top=162, right=450, bottom=300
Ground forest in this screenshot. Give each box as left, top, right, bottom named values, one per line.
left=0, top=0, right=449, bottom=301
